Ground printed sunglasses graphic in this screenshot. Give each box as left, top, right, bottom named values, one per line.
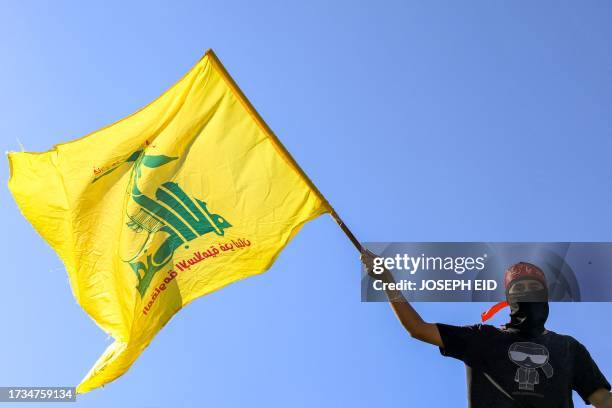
left=508, top=342, right=554, bottom=391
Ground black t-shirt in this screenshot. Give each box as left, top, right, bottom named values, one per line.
left=437, top=323, right=610, bottom=407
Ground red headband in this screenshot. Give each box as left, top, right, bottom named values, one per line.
left=503, top=262, right=547, bottom=289
left=481, top=262, right=547, bottom=322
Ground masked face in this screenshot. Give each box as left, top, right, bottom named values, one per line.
left=506, top=278, right=549, bottom=336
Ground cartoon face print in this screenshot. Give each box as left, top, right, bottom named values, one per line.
left=509, top=342, right=550, bottom=368
left=508, top=342, right=554, bottom=391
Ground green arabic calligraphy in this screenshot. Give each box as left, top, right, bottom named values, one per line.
left=95, top=148, right=232, bottom=297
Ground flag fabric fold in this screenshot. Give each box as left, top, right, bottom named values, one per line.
left=8, top=50, right=329, bottom=393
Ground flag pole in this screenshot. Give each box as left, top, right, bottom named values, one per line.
left=207, top=49, right=363, bottom=253
left=327, top=209, right=363, bottom=252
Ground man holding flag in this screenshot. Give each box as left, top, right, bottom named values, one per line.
left=361, top=250, right=612, bottom=407
left=10, top=48, right=610, bottom=408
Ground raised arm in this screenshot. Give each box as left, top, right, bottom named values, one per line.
left=589, top=389, right=612, bottom=408
left=361, top=250, right=442, bottom=347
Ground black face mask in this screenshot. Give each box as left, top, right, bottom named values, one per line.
left=505, top=280, right=549, bottom=337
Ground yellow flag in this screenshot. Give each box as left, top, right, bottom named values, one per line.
left=7, top=50, right=329, bottom=393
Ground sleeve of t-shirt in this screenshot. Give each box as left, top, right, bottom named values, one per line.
left=572, top=340, right=611, bottom=405
left=436, top=323, right=486, bottom=367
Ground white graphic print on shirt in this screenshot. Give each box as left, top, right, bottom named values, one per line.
left=508, top=342, right=554, bottom=391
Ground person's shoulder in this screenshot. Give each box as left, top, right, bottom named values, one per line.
left=543, top=329, right=577, bottom=341
left=469, top=323, right=508, bottom=336
left=543, top=330, right=583, bottom=348
left=439, top=323, right=496, bottom=331
left=437, top=323, right=514, bottom=338
left=474, top=323, right=498, bottom=331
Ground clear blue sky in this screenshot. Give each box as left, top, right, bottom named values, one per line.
left=1, top=1, right=612, bottom=407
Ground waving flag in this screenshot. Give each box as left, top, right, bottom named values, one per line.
left=8, top=50, right=330, bottom=392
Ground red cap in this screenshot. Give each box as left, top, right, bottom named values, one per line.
left=504, top=262, right=547, bottom=289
